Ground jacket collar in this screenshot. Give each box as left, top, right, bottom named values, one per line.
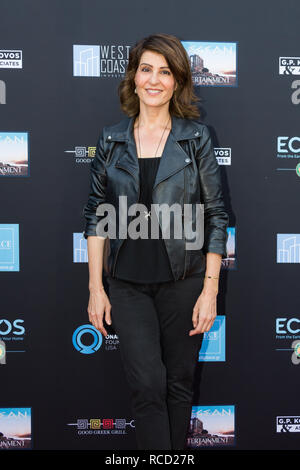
left=106, top=114, right=201, bottom=142
left=109, top=115, right=201, bottom=191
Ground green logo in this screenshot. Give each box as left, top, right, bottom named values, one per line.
left=294, top=342, right=300, bottom=358
left=296, top=163, right=300, bottom=177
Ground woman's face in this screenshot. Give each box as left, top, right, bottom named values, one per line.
left=134, top=50, right=176, bottom=110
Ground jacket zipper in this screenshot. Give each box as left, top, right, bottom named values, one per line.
left=112, top=164, right=140, bottom=277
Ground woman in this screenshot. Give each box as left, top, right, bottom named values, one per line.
left=83, top=33, right=229, bottom=450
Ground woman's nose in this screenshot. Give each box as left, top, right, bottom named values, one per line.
left=148, top=72, right=160, bottom=85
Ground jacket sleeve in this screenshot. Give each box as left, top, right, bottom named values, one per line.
left=82, top=128, right=108, bottom=239
left=196, top=125, right=229, bottom=258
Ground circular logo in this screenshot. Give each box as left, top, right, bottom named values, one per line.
left=296, top=163, right=300, bottom=177
left=293, top=342, right=300, bottom=358
left=72, top=324, right=102, bottom=354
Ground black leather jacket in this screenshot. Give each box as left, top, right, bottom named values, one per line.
left=82, top=114, right=229, bottom=281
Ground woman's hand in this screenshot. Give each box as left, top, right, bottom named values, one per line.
left=87, top=288, right=112, bottom=336
left=189, top=289, right=217, bottom=336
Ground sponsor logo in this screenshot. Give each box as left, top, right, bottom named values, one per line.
left=277, top=136, right=300, bottom=158
left=222, top=227, right=236, bottom=270
left=276, top=136, right=300, bottom=175
left=276, top=318, right=300, bottom=365
left=72, top=324, right=102, bottom=354
left=73, top=45, right=100, bottom=77
left=65, top=145, right=96, bottom=164
left=0, top=50, right=22, bottom=69
left=277, top=234, right=300, bottom=263
left=182, top=41, right=237, bottom=87
left=187, top=405, right=235, bottom=448
left=0, top=224, right=20, bottom=271
left=276, top=416, right=300, bottom=432
left=278, top=58, right=300, bottom=105
left=276, top=318, right=300, bottom=335
left=0, top=318, right=26, bottom=361
left=72, top=324, right=119, bottom=354
left=67, top=417, right=135, bottom=436
left=0, top=319, right=25, bottom=336
left=0, top=408, right=31, bottom=449
left=73, top=233, right=88, bottom=263
left=199, top=316, right=226, bottom=362
left=279, top=57, right=300, bottom=75
left=292, top=342, right=300, bottom=364
left=73, top=44, right=129, bottom=78
left=215, top=147, right=231, bottom=165
left=0, top=133, right=29, bottom=176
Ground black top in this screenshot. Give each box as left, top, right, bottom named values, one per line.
left=114, top=157, right=174, bottom=283
left=114, top=157, right=204, bottom=283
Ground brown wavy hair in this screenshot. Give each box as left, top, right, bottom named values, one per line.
left=118, top=33, right=201, bottom=119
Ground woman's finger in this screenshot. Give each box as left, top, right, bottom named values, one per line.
left=206, top=314, right=216, bottom=332
left=90, top=312, right=98, bottom=330
left=192, top=306, right=200, bottom=328
left=104, top=304, right=112, bottom=326
left=197, top=312, right=207, bottom=333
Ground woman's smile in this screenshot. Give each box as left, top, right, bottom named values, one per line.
left=145, top=89, right=163, bottom=95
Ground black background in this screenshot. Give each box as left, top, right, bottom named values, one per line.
left=1, top=0, right=299, bottom=451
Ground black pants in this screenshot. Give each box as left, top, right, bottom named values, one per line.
left=106, top=275, right=204, bottom=450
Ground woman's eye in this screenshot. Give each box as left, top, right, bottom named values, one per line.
left=140, top=67, right=171, bottom=75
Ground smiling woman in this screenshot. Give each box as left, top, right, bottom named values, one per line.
left=83, top=32, right=228, bottom=451
left=135, top=51, right=176, bottom=112
left=118, top=33, right=201, bottom=119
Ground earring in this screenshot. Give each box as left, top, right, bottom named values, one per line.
left=134, top=87, right=137, bottom=94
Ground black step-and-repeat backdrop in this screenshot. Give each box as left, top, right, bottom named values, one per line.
left=1, top=0, right=300, bottom=451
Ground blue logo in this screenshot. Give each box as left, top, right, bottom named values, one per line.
left=72, top=324, right=102, bottom=354
left=73, top=232, right=88, bottom=263
left=277, top=233, right=300, bottom=263
left=73, top=45, right=100, bottom=77
left=0, top=224, right=19, bottom=271
left=198, top=315, right=226, bottom=362
left=222, top=226, right=236, bottom=270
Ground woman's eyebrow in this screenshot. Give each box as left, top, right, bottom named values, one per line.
left=139, top=63, right=170, bottom=69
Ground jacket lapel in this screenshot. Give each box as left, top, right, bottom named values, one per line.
left=152, top=127, right=191, bottom=190
left=112, top=114, right=200, bottom=190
